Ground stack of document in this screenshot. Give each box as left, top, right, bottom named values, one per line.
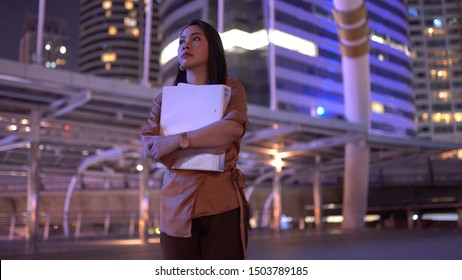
left=160, top=83, right=231, bottom=172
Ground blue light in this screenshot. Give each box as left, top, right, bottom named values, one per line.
left=316, top=106, right=325, bottom=116
left=433, top=18, right=442, bottom=28
left=408, top=8, right=418, bottom=17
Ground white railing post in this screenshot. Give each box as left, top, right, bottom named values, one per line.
left=129, top=212, right=136, bottom=238
left=8, top=214, right=16, bottom=241
left=75, top=212, right=82, bottom=239
left=104, top=213, right=111, bottom=235
left=43, top=213, right=50, bottom=241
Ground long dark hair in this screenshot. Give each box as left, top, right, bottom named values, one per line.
left=174, top=19, right=228, bottom=85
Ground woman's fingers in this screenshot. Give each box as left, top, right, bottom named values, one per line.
left=149, top=135, right=176, bottom=161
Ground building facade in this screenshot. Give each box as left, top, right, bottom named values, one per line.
left=19, top=14, right=70, bottom=69
left=406, top=0, right=462, bottom=143
left=79, top=0, right=161, bottom=85
left=160, top=0, right=415, bottom=137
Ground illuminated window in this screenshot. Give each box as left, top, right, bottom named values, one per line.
left=421, top=113, right=429, bottom=122
left=160, top=28, right=317, bottom=65
left=430, top=69, right=448, bottom=80
left=108, top=26, right=117, bottom=35
left=437, top=70, right=447, bottom=79
left=125, top=1, right=134, bottom=10
left=436, top=60, right=448, bottom=67
left=370, top=33, right=410, bottom=57
left=426, top=27, right=445, bottom=37
left=454, top=113, right=462, bottom=122
left=101, top=52, right=117, bottom=62
left=408, top=8, right=418, bottom=17
left=125, top=27, right=139, bottom=37
left=105, top=63, right=111, bottom=71
left=447, top=59, right=458, bottom=66
left=124, top=17, right=137, bottom=27
left=432, top=113, right=452, bottom=123
left=427, top=27, right=434, bottom=36
left=102, top=0, right=112, bottom=9
left=371, top=101, right=384, bottom=114
left=106, top=10, right=112, bottom=17
left=447, top=18, right=458, bottom=25
left=433, top=18, right=443, bottom=28
left=428, top=49, right=447, bottom=58
left=433, top=91, right=451, bottom=101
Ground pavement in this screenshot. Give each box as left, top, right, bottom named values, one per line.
left=1, top=228, right=462, bottom=260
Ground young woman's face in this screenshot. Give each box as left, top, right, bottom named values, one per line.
left=178, top=25, right=209, bottom=71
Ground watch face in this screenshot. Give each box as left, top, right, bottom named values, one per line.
left=179, top=137, right=189, bottom=149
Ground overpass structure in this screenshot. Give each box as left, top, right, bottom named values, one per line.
left=1, top=58, right=461, bottom=242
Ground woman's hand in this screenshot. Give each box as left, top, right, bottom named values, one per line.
left=143, top=134, right=179, bottom=161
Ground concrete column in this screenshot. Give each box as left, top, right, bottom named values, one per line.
left=333, top=0, right=371, bottom=230
left=267, top=0, right=277, bottom=110
left=26, top=109, right=41, bottom=244
left=272, top=155, right=282, bottom=232
left=138, top=157, right=150, bottom=242
left=217, top=0, right=224, bottom=33
left=35, top=0, right=46, bottom=65
left=313, top=155, right=323, bottom=230
left=141, top=0, right=152, bottom=87
left=407, top=209, right=416, bottom=230
left=343, top=140, right=370, bottom=229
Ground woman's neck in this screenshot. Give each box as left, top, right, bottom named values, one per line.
left=186, top=66, right=208, bottom=85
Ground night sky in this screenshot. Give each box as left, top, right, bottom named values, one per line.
left=0, top=0, right=80, bottom=70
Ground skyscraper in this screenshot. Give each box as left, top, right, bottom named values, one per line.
left=405, top=0, right=462, bottom=143
left=160, top=0, right=414, bottom=137
left=19, top=14, right=69, bottom=69
left=79, top=0, right=161, bottom=85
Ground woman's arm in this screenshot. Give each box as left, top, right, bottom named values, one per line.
left=187, top=119, right=243, bottom=148
left=147, top=119, right=241, bottom=161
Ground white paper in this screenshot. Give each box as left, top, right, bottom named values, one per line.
left=160, top=83, right=231, bottom=171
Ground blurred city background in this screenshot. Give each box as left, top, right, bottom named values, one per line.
left=1, top=0, right=462, bottom=259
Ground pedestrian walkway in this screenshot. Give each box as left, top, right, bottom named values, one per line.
left=1, top=228, right=461, bottom=260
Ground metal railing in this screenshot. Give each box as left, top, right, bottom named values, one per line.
left=0, top=211, right=160, bottom=241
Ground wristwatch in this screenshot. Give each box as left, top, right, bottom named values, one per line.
left=178, top=132, right=190, bottom=149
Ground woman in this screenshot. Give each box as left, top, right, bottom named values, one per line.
left=141, top=19, right=249, bottom=259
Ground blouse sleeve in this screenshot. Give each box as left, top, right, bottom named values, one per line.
left=141, top=93, right=162, bottom=137
left=222, top=79, right=249, bottom=137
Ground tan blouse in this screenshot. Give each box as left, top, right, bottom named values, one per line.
left=141, top=78, right=249, bottom=238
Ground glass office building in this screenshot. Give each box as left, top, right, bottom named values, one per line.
left=160, top=0, right=414, bottom=137
left=406, top=0, right=462, bottom=143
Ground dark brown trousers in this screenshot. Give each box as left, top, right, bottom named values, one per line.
left=160, top=207, right=245, bottom=260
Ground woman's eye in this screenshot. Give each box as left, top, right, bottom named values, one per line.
left=193, top=36, right=200, bottom=41
left=179, top=39, right=185, bottom=44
